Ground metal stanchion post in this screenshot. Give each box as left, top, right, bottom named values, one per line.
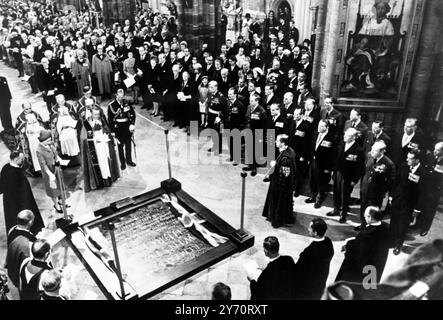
left=106, top=222, right=128, bottom=300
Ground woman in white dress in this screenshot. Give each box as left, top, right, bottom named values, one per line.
left=52, top=95, right=80, bottom=157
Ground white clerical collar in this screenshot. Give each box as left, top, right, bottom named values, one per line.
left=269, top=255, right=280, bottom=262
left=10, top=162, right=20, bottom=168
left=312, top=237, right=325, bottom=242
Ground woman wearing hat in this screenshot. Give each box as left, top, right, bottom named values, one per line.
left=36, top=129, right=63, bottom=213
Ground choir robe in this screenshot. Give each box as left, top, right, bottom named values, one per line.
left=293, top=237, right=334, bottom=300
left=262, top=147, right=296, bottom=228
left=81, top=116, right=120, bottom=192
left=0, top=164, right=44, bottom=235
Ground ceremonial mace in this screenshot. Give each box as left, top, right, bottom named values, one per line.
left=230, top=172, right=254, bottom=249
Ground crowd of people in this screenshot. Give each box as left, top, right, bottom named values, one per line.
left=0, top=0, right=442, bottom=300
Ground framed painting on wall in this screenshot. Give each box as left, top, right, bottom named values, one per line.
left=335, top=0, right=426, bottom=110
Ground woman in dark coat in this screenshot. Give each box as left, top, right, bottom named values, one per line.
left=262, top=134, right=296, bottom=228
left=0, top=151, right=44, bottom=235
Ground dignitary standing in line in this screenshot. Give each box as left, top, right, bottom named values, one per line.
left=357, top=140, right=395, bottom=231
left=108, top=89, right=136, bottom=170
left=328, top=128, right=365, bottom=223
left=225, top=87, right=247, bottom=165
left=336, top=206, right=390, bottom=283
left=292, top=218, right=334, bottom=300
left=0, top=151, right=44, bottom=235
left=262, top=134, right=296, bottom=228
left=389, top=149, right=427, bottom=255
left=91, top=44, right=113, bottom=101
left=306, top=119, right=337, bottom=209
left=417, top=142, right=443, bottom=237
left=288, top=108, right=312, bottom=197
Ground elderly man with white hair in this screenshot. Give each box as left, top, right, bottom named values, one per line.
left=356, top=139, right=395, bottom=231
left=328, top=127, right=365, bottom=223
left=71, top=49, right=91, bottom=98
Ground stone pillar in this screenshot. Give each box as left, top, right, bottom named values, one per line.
left=102, top=0, right=137, bottom=25
left=406, top=0, right=443, bottom=120
left=311, top=0, right=328, bottom=96
left=320, top=0, right=340, bottom=100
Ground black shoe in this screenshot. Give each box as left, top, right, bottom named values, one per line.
left=393, top=247, right=402, bottom=255
left=250, top=170, right=257, bottom=177
left=354, top=225, right=364, bottom=231
left=232, top=162, right=239, bottom=166
left=305, top=197, right=316, bottom=204
left=293, top=192, right=299, bottom=198
left=339, top=216, right=346, bottom=223
left=263, top=176, right=271, bottom=182
left=327, top=210, right=340, bottom=216
left=314, top=201, right=322, bottom=209
left=121, top=165, right=126, bottom=170
left=420, top=231, right=428, bottom=237
left=54, top=205, right=63, bottom=214
left=207, top=148, right=213, bottom=153
left=243, top=165, right=255, bottom=171
left=127, top=161, right=136, bottom=167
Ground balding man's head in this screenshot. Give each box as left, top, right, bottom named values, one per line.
left=283, top=92, right=293, bottom=105
left=344, top=128, right=358, bottom=143
left=17, top=209, right=35, bottom=229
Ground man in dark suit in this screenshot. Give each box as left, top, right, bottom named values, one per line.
left=418, top=141, right=443, bottom=236
left=302, top=98, right=320, bottom=132
left=243, top=93, right=268, bottom=174
left=328, top=128, right=365, bottom=222
left=343, top=108, right=368, bottom=147
left=248, top=236, right=295, bottom=300
left=296, top=83, right=314, bottom=110
left=336, top=206, right=390, bottom=283
left=267, top=103, right=289, bottom=157
left=225, top=87, right=247, bottom=165
left=285, top=68, right=299, bottom=96
left=263, top=83, right=279, bottom=114
left=363, top=120, right=392, bottom=156
left=289, top=108, right=313, bottom=196
left=306, top=119, right=337, bottom=208
left=300, top=53, right=312, bottom=85
left=357, top=140, right=396, bottom=231
left=203, top=55, right=216, bottom=80
left=391, top=118, right=425, bottom=167
left=281, top=92, right=297, bottom=122
left=320, top=96, right=345, bottom=139
left=389, top=149, right=427, bottom=255
left=293, top=218, right=334, bottom=300
left=0, top=76, right=13, bottom=131
left=218, top=68, right=231, bottom=96
left=35, top=57, right=59, bottom=114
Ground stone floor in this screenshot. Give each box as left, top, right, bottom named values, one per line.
left=0, top=62, right=442, bottom=300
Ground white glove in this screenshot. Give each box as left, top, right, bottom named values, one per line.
left=129, top=124, right=135, bottom=132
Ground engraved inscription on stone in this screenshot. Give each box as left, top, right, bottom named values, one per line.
left=95, top=200, right=212, bottom=282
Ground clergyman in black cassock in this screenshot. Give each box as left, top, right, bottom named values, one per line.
left=0, top=152, right=44, bottom=236
left=262, top=136, right=296, bottom=228
left=293, top=218, right=334, bottom=300
left=249, top=236, right=296, bottom=300
left=336, top=207, right=390, bottom=283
